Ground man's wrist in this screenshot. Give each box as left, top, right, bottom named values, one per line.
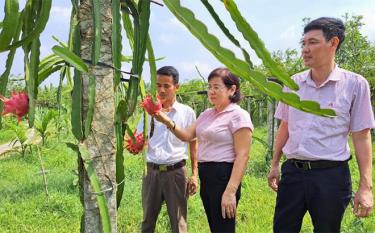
left=271, top=161, right=280, bottom=168
left=270, top=153, right=281, bottom=167
left=190, top=174, right=198, bottom=179
left=359, top=183, right=373, bottom=191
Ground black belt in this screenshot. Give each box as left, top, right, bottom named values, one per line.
left=287, top=157, right=350, bottom=170
left=147, top=160, right=186, bottom=172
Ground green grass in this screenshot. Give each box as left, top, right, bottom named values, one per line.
left=0, top=129, right=13, bottom=144
left=0, top=118, right=19, bottom=144
left=0, top=127, right=374, bottom=232
left=0, top=136, right=81, bottom=233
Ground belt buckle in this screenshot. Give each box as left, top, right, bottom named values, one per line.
left=159, top=164, right=167, bottom=172
left=294, top=161, right=311, bottom=170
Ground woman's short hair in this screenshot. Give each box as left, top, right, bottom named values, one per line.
left=208, top=67, right=243, bottom=103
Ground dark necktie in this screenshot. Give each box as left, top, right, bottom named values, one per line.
left=149, top=117, right=155, bottom=138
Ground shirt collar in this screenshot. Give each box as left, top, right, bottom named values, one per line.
left=303, top=65, right=341, bottom=88
left=170, top=100, right=181, bottom=112
left=216, top=103, right=238, bottom=114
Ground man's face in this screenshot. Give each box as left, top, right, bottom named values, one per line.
left=301, top=29, right=336, bottom=68
left=156, top=75, right=179, bottom=104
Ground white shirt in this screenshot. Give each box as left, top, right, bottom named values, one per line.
left=137, top=101, right=196, bottom=164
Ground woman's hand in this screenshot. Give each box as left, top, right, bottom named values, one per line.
left=154, top=112, right=197, bottom=142
left=153, top=111, right=172, bottom=127
left=221, top=189, right=237, bottom=219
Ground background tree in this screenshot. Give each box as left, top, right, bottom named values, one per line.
left=336, top=14, right=375, bottom=79
left=336, top=14, right=375, bottom=108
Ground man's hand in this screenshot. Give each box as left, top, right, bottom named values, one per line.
left=268, top=165, right=280, bottom=192
left=351, top=129, right=373, bottom=217
left=187, top=175, right=198, bottom=196
left=221, top=190, right=237, bottom=219
left=353, top=186, right=373, bottom=217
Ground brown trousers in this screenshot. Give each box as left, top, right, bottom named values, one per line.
left=141, top=166, right=188, bottom=233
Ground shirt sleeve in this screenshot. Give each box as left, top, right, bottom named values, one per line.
left=274, top=101, right=289, bottom=122
left=349, top=78, right=375, bottom=132
left=229, top=109, right=254, bottom=134
left=187, top=107, right=197, bottom=125
left=136, top=114, right=150, bottom=134
left=274, top=85, right=290, bottom=121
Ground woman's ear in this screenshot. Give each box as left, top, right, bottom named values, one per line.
left=231, top=85, right=236, bottom=94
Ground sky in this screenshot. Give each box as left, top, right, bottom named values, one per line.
left=1, top=0, right=375, bottom=85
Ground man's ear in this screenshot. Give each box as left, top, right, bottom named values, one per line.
left=331, top=36, right=340, bottom=50
left=175, top=83, right=180, bottom=90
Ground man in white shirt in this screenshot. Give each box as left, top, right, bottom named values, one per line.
left=139, top=66, right=198, bottom=233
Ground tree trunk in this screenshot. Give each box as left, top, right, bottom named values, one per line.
left=79, top=0, right=117, bottom=232
left=266, top=98, right=276, bottom=164
left=258, top=100, right=262, bottom=125
left=246, top=97, right=252, bottom=121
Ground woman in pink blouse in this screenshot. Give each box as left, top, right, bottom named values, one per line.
left=154, top=67, right=253, bottom=233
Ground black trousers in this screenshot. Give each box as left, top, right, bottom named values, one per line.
left=274, top=160, right=352, bottom=233
left=199, top=162, right=241, bottom=233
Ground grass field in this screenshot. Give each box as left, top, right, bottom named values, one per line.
left=0, top=127, right=374, bottom=232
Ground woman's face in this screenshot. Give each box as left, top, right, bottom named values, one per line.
left=207, top=76, right=235, bottom=107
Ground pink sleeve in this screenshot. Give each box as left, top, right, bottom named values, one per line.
left=274, top=85, right=290, bottom=121
left=349, top=78, right=375, bottom=132
left=274, top=101, right=289, bottom=122
left=229, top=109, right=254, bottom=134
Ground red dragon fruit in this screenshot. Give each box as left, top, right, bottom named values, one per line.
left=140, top=95, right=162, bottom=115
left=125, top=130, right=145, bottom=155
left=0, top=91, right=29, bottom=122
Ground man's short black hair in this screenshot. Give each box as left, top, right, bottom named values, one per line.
left=157, top=66, right=179, bottom=84
left=304, top=17, right=345, bottom=51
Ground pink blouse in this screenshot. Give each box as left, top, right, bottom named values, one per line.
left=196, top=103, right=253, bottom=162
